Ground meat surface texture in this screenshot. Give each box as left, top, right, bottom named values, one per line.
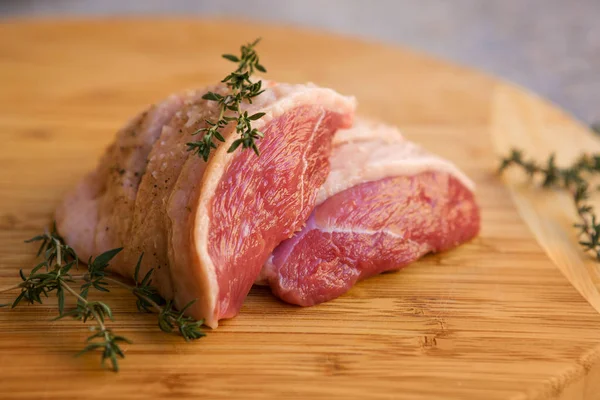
left=56, top=81, right=356, bottom=327
left=258, top=119, right=480, bottom=306
left=56, top=93, right=190, bottom=265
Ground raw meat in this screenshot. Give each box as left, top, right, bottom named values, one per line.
left=55, top=92, right=192, bottom=264
left=56, top=81, right=356, bottom=327
left=258, top=119, right=480, bottom=306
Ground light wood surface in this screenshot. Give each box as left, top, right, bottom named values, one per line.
left=1, top=18, right=600, bottom=400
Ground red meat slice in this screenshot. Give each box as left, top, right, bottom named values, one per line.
left=170, top=84, right=355, bottom=327
left=259, top=119, right=480, bottom=306
left=56, top=81, right=356, bottom=328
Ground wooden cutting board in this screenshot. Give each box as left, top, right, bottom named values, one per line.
left=1, top=18, right=600, bottom=400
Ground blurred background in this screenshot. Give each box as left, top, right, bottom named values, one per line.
left=1, top=0, right=599, bottom=124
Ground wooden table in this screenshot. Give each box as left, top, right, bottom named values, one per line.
left=0, top=18, right=599, bottom=400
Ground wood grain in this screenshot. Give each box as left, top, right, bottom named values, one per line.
left=0, top=18, right=599, bottom=400
left=490, top=84, right=600, bottom=317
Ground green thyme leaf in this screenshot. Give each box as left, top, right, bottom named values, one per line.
left=499, top=148, right=600, bottom=260
left=187, top=38, right=267, bottom=162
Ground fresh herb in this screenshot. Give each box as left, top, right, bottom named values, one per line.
left=157, top=300, right=206, bottom=341
left=93, top=254, right=205, bottom=342
left=499, top=148, right=600, bottom=259
left=81, top=247, right=123, bottom=296
left=25, top=222, right=77, bottom=270
left=186, top=38, right=267, bottom=161
left=592, top=122, right=600, bottom=135
left=56, top=279, right=131, bottom=372
left=0, top=226, right=129, bottom=371
left=0, top=224, right=205, bottom=371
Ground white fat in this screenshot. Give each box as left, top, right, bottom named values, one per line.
left=316, top=119, right=475, bottom=205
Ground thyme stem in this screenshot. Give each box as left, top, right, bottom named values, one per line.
left=499, top=148, right=600, bottom=260
left=0, top=284, right=21, bottom=294
left=102, top=276, right=162, bottom=313
left=1, top=226, right=130, bottom=371
left=60, top=281, right=88, bottom=305
left=186, top=38, right=267, bottom=161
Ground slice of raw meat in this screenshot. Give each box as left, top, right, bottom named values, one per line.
left=55, top=92, right=192, bottom=263
left=166, top=83, right=355, bottom=327
left=56, top=81, right=356, bottom=328
left=258, top=119, right=480, bottom=306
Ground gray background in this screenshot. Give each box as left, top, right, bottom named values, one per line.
left=1, top=0, right=599, bottom=124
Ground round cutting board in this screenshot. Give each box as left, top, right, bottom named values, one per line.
left=1, top=18, right=600, bottom=400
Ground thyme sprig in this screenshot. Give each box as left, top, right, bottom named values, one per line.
left=158, top=300, right=206, bottom=341
left=57, top=281, right=131, bottom=372
left=0, top=226, right=129, bottom=371
left=0, top=225, right=205, bottom=371
left=25, top=222, right=77, bottom=271
left=94, top=254, right=205, bottom=342
left=187, top=38, right=267, bottom=161
left=499, top=148, right=600, bottom=259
